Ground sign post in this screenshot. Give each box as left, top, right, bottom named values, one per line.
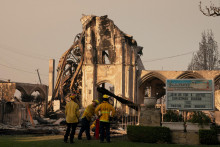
left=166, top=79, right=214, bottom=132
left=166, top=79, right=214, bottom=111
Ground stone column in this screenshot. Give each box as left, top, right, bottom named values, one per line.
left=48, top=59, right=60, bottom=111
left=48, top=59, right=55, bottom=101
left=113, top=29, right=126, bottom=111
left=48, top=59, right=55, bottom=108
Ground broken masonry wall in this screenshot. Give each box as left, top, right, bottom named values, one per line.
left=82, top=16, right=122, bottom=107
left=0, top=82, right=48, bottom=126
left=0, top=102, right=30, bottom=126
left=0, top=83, right=16, bottom=102
left=81, top=15, right=142, bottom=110
left=81, top=20, right=96, bottom=107
left=96, top=16, right=116, bottom=64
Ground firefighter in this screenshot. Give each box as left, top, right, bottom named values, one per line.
left=78, top=100, right=99, bottom=140
left=95, top=94, right=115, bottom=143
left=64, top=94, right=80, bottom=144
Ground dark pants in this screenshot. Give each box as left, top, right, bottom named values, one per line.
left=64, top=123, right=77, bottom=143
left=78, top=117, right=91, bottom=140
left=100, top=121, right=110, bottom=142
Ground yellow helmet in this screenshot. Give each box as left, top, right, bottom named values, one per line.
left=93, top=100, right=99, bottom=104
left=103, top=94, right=109, bottom=99
left=70, top=94, right=76, bottom=99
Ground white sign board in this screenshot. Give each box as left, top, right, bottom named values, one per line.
left=166, top=79, right=214, bottom=110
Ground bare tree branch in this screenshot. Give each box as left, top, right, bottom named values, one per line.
left=199, top=1, right=220, bottom=17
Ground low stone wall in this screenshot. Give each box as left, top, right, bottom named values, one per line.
left=171, top=131, right=199, bottom=145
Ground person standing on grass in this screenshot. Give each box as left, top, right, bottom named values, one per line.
left=95, top=94, right=115, bottom=143
left=78, top=100, right=99, bottom=140
left=64, top=94, right=80, bottom=144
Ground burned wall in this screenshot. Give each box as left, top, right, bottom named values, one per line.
left=81, top=15, right=143, bottom=109
left=0, top=83, right=16, bottom=102
left=0, top=82, right=48, bottom=119
left=52, top=15, right=143, bottom=111
left=0, top=102, right=27, bottom=126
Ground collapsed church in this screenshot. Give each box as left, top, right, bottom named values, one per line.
left=49, top=15, right=144, bottom=112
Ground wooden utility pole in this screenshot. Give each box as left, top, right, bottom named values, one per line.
left=36, top=69, right=42, bottom=84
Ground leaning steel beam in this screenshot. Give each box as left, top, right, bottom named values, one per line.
left=97, top=87, right=139, bottom=111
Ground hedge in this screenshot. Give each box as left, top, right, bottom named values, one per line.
left=127, top=125, right=171, bottom=143
left=199, top=129, right=219, bottom=145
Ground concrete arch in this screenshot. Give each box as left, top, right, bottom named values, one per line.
left=139, top=71, right=166, bottom=87
left=30, top=86, right=46, bottom=99
left=176, top=71, right=204, bottom=79
left=15, top=85, right=27, bottom=96
left=138, top=72, right=166, bottom=104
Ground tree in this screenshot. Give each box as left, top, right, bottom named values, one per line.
left=199, top=1, right=220, bottom=17
left=188, top=30, right=219, bottom=70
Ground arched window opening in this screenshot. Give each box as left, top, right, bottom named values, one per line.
left=139, top=77, right=166, bottom=105
left=103, top=50, right=111, bottom=64
left=14, top=89, right=22, bottom=102
left=14, top=88, right=27, bottom=102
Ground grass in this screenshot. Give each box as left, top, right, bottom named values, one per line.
left=0, top=135, right=219, bottom=147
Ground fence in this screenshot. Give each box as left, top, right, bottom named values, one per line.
left=116, top=108, right=140, bottom=132
left=0, top=102, right=30, bottom=126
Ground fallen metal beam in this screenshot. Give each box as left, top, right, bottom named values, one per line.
left=97, top=87, right=139, bottom=111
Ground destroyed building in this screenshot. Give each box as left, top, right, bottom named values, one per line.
left=0, top=81, right=48, bottom=126
left=51, top=15, right=144, bottom=112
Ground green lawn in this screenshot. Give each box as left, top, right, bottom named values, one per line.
left=0, top=135, right=219, bottom=147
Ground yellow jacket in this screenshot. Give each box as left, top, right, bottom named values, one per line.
left=81, top=104, right=95, bottom=121
left=95, top=101, right=115, bottom=122
left=65, top=100, right=80, bottom=123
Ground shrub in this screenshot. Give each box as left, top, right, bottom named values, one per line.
left=199, top=129, right=219, bottom=145
left=211, top=125, right=220, bottom=134
left=127, top=125, right=171, bottom=143
left=163, top=110, right=183, bottom=122
left=188, top=111, right=211, bottom=126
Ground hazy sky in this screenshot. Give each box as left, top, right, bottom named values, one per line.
left=0, top=0, right=219, bottom=85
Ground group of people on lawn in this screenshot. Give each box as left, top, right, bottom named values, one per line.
left=64, top=94, right=115, bottom=144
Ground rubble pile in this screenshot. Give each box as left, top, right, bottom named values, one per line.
left=0, top=117, right=66, bottom=135
left=0, top=115, right=126, bottom=137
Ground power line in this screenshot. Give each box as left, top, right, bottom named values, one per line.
left=0, top=56, right=49, bottom=79
left=143, top=51, right=195, bottom=63
left=0, top=63, right=48, bottom=77
left=0, top=44, right=50, bottom=61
